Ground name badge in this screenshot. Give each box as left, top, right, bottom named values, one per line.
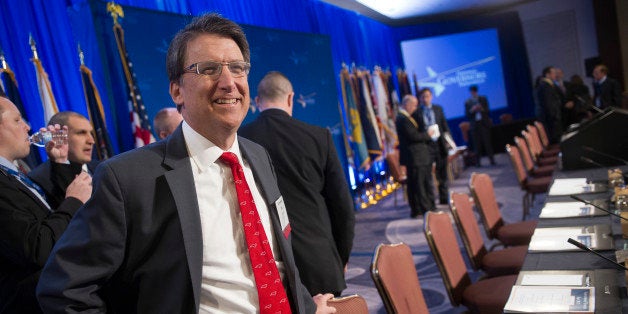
left=275, top=196, right=291, bottom=239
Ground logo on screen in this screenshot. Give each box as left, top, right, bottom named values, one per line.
left=417, top=56, right=495, bottom=97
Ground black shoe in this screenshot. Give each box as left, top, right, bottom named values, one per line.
left=439, top=199, right=448, bottom=205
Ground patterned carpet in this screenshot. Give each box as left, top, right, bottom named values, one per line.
left=342, top=152, right=546, bottom=313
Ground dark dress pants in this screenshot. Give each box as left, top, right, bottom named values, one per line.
left=472, top=124, right=494, bottom=165
left=430, top=144, right=449, bottom=203
left=406, top=163, right=435, bottom=217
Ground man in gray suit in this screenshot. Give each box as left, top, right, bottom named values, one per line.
left=37, top=14, right=335, bottom=313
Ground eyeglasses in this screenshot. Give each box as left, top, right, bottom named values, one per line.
left=184, top=61, right=251, bottom=79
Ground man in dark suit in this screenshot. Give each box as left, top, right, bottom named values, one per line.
left=592, top=64, right=622, bottom=110
left=396, top=95, right=434, bottom=217
left=535, top=66, right=564, bottom=144
left=28, top=111, right=99, bottom=209
left=239, top=71, right=355, bottom=296
left=465, top=85, right=495, bottom=166
left=415, top=88, right=451, bottom=205
left=36, top=14, right=335, bottom=314
left=0, top=96, right=91, bottom=313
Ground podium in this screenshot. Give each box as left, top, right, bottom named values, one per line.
left=560, top=108, right=628, bottom=170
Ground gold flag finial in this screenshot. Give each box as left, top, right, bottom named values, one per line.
left=29, top=33, right=39, bottom=60
left=107, top=2, right=124, bottom=25
left=78, top=44, right=85, bottom=65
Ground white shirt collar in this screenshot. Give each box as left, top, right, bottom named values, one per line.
left=0, top=156, right=18, bottom=172
left=182, top=121, right=243, bottom=172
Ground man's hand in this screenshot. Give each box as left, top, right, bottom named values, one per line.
left=65, top=172, right=92, bottom=203
left=45, top=124, right=69, bottom=163
left=564, top=101, right=575, bottom=109
left=313, top=293, right=337, bottom=314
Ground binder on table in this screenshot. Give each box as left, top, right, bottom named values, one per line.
left=539, top=200, right=609, bottom=219
left=505, top=270, right=620, bottom=313
left=528, top=224, right=613, bottom=252
left=548, top=178, right=608, bottom=196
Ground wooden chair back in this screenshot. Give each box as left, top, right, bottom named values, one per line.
left=449, top=191, right=487, bottom=271
left=328, top=294, right=370, bottom=314
left=469, top=172, right=504, bottom=239
left=371, top=243, right=429, bottom=314
left=506, top=144, right=528, bottom=189
left=424, top=211, right=472, bottom=307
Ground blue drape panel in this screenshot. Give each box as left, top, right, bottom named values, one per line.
left=0, top=0, right=532, bottom=155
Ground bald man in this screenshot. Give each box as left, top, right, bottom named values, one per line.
left=153, top=107, right=183, bottom=140
left=0, top=96, right=91, bottom=313
left=239, top=71, right=355, bottom=296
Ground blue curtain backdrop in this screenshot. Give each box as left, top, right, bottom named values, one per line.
left=0, top=0, right=533, bottom=156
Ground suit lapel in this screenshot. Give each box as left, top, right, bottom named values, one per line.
left=239, top=137, right=281, bottom=204
left=162, top=127, right=203, bottom=312
left=0, top=169, right=50, bottom=212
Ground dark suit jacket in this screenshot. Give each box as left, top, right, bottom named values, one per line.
left=464, top=96, right=491, bottom=129
left=36, top=126, right=316, bottom=313
left=239, top=109, right=355, bottom=295
left=413, top=104, right=450, bottom=157
left=0, top=168, right=83, bottom=313
left=535, top=79, right=566, bottom=143
left=28, top=160, right=99, bottom=209
left=395, top=110, right=432, bottom=167
left=596, top=77, right=622, bottom=109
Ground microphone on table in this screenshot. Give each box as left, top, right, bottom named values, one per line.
left=584, top=102, right=604, bottom=113
left=569, top=195, right=628, bottom=221
left=567, top=238, right=628, bottom=271
left=580, top=156, right=607, bottom=168
left=582, top=146, right=628, bottom=165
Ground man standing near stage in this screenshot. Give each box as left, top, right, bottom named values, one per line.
left=415, top=88, right=451, bottom=205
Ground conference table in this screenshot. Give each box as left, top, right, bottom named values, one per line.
left=515, top=164, right=628, bottom=313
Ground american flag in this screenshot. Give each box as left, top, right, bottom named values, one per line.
left=111, top=12, right=155, bottom=148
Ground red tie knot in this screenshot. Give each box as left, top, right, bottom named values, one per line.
left=219, top=152, right=239, bottom=167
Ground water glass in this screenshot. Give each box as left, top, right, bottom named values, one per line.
left=29, top=129, right=68, bottom=147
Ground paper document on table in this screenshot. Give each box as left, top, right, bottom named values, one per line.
left=539, top=202, right=597, bottom=218
left=528, top=234, right=595, bottom=252
left=427, top=124, right=440, bottom=141
left=520, top=274, right=584, bottom=286
left=549, top=178, right=591, bottom=195
left=504, top=286, right=594, bottom=313
left=532, top=226, right=592, bottom=237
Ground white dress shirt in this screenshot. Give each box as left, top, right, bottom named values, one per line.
left=182, top=122, right=286, bottom=313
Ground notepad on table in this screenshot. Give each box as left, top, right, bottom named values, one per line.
left=548, top=178, right=607, bottom=196
left=539, top=202, right=606, bottom=218
left=527, top=224, right=613, bottom=252
left=504, top=286, right=594, bottom=313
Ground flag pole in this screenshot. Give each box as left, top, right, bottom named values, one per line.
left=107, top=1, right=155, bottom=147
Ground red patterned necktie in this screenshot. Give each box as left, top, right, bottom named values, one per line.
left=219, top=152, right=292, bottom=314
